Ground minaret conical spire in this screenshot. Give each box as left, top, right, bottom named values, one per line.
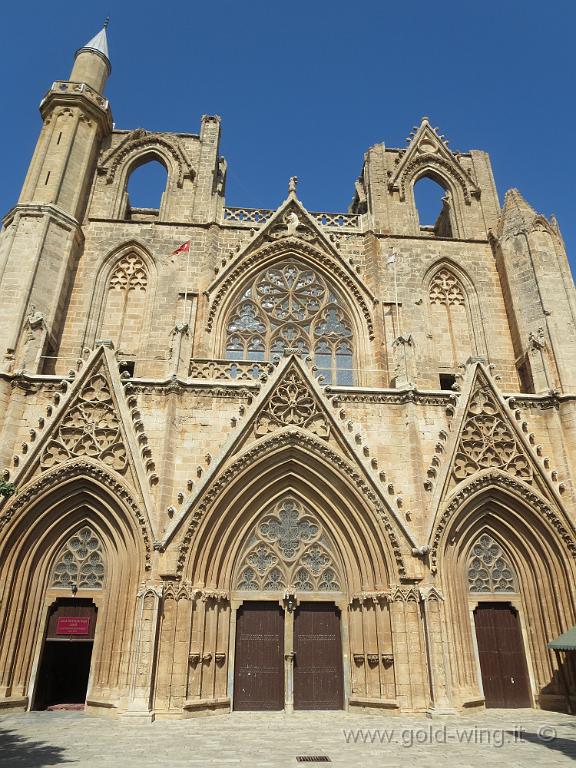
left=70, top=21, right=111, bottom=92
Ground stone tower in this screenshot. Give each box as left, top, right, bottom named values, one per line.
left=0, top=25, right=112, bottom=374
left=0, top=26, right=574, bottom=720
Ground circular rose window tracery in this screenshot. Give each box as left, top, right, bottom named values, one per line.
left=224, top=260, right=354, bottom=385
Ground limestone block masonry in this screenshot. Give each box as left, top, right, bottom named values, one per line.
left=0, top=26, right=575, bottom=721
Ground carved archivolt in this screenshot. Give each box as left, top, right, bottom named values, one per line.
left=176, top=429, right=408, bottom=578
left=207, top=239, right=375, bottom=340
left=430, top=471, right=576, bottom=572
left=235, top=497, right=342, bottom=592
left=391, top=152, right=480, bottom=204
left=51, top=526, right=105, bottom=589
left=467, top=532, right=516, bottom=593
left=453, top=380, right=532, bottom=484
left=429, top=268, right=465, bottom=306
left=0, top=460, right=152, bottom=570
left=255, top=370, right=329, bottom=438
left=98, top=130, right=195, bottom=188
left=41, top=373, right=127, bottom=473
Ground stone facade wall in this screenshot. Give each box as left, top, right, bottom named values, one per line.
left=0, top=40, right=575, bottom=720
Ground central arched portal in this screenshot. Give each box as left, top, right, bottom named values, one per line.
left=231, top=495, right=345, bottom=711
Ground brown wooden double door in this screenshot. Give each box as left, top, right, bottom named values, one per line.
left=233, top=601, right=343, bottom=711
left=473, top=602, right=532, bottom=708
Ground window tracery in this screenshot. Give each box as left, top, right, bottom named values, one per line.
left=51, top=526, right=105, bottom=589
left=99, top=252, right=149, bottom=357
left=224, top=261, right=354, bottom=385
left=467, top=533, right=516, bottom=593
left=428, top=267, right=472, bottom=370
left=235, top=497, right=342, bottom=593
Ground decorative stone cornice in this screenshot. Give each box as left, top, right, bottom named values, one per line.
left=328, top=389, right=458, bottom=407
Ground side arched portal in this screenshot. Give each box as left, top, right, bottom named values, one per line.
left=0, top=467, right=149, bottom=712
left=436, top=484, right=576, bottom=712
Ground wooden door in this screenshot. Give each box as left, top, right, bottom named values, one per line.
left=294, top=602, right=343, bottom=710
left=234, top=602, right=284, bottom=711
left=474, top=603, right=532, bottom=708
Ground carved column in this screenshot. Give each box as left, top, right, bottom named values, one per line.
left=123, top=583, right=163, bottom=722
left=419, top=587, right=456, bottom=715
left=390, top=588, right=428, bottom=711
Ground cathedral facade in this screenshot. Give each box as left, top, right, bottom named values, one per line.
left=0, top=26, right=575, bottom=720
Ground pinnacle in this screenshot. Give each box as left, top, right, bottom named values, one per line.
left=499, top=188, right=538, bottom=236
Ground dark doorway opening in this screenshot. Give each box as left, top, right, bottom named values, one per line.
left=234, top=602, right=284, bottom=711
left=33, top=598, right=96, bottom=711
left=294, top=602, right=343, bottom=710
left=473, top=602, right=532, bottom=708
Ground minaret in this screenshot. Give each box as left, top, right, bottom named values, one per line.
left=494, top=189, right=576, bottom=393
left=0, top=23, right=113, bottom=373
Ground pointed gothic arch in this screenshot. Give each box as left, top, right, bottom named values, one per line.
left=0, top=465, right=150, bottom=709
left=209, top=243, right=374, bottom=385
left=84, top=241, right=158, bottom=370
left=423, top=260, right=487, bottom=376
left=432, top=483, right=576, bottom=710
left=176, top=432, right=407, bottom=589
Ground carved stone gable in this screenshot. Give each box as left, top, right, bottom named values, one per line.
left=452, top=377, right=532, bottom=485
left=41, top=368, right=128, bottom=473
left=254, top=369, right=329, bottom=439
left=388, top=118, right=480, bottom=204
left=264, top=204, right=320, bottom=246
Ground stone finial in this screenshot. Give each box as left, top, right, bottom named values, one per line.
left=288, top=176, right=298, bottom=195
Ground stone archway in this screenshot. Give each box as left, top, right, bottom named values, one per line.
left=0, top=468, right=149, bottom=713
left=435, top=484, right=576, bottom=711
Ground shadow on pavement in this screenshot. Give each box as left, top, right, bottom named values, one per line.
left=515, top=728, right=576, bottom=761
left=0, top=722, right=71, bottom=767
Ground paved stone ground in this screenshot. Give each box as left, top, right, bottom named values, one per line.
left=0, top=709, right=574, bottom=767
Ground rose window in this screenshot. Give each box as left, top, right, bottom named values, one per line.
left=224, top=260, right=354, bottom=385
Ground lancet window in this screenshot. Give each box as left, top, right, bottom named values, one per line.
left=224, top=260, right=354, bottom=385
left=99, top=253, right=149, bottom=357
left=428, top=267, right=474, bottom=371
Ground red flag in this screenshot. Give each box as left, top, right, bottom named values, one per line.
left=172, top=240, right=190, bottom=256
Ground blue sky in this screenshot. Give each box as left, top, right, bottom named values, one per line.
left=1, top=1, right=574, bottom=270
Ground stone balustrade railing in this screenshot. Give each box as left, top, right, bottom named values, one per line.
left=223, top=207, right=361, bottom=230
left=47, top=81, right=109, bottom=110
left=188, top=358, right=275, bottom=381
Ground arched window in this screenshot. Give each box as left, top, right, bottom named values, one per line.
left=428, top=267, right=474, bottom=378
left=51, top=527, right=105, bottom=589
left=224, top=260, right=354, bottom=385
left=99, top=252, right=149, bottom=359
left=413, top=175, right=453, bottom=237
left=125, top=158, right=168, bottom=219
left=467, top=533, right=516, bottom=593
left=235, top=497, right=342, bottom=593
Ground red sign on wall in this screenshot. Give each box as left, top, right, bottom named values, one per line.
left=56, top=617, right=91, bottom=636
